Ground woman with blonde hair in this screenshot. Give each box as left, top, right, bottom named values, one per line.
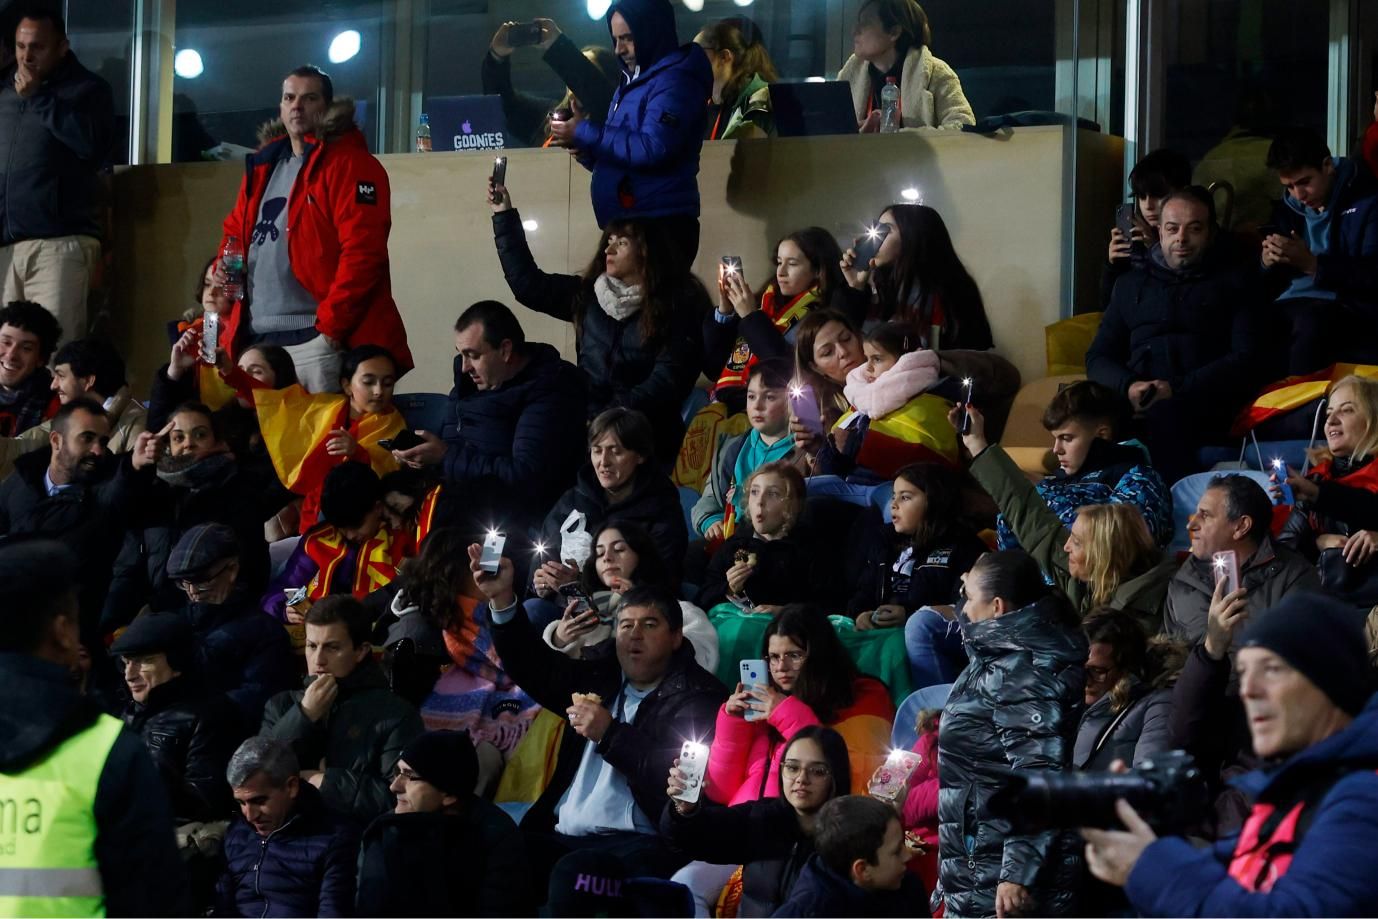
left=954, top=403, right=1174, bottom=632
left=1278, top=374, right=1378, bottom=605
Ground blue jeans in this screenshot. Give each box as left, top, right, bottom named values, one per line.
left=904, top=607, right=966, bottom=689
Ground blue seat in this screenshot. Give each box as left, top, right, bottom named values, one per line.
left=678, top=485, right=699, bottom=538
left=869, top=481, right=894, bottom=523
left=393, top=392, right=449, bottom=434
left=681, top=386, right=710, bottom=426
left=891, top=683, right=953, bottom=750
left=1168, top=470, right=1278, bottom=554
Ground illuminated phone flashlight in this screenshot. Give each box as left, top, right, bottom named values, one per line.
left=962, top=377, right=974, bottom=402
left=959, top=377, right=975, bottom=435
left=789, top=382, right=805, bottom=400
left=864, top=224, right=881, bottom=240
left=1213, top=554, right=1228, bottom=572
left=1271, top=458, right=1285, bottom=477
left=533, top=540, right=547, bottom=557
left=487, top=528, right=499, bottom=542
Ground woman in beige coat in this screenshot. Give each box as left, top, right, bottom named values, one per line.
left=838, top=0, right=974, bottom=131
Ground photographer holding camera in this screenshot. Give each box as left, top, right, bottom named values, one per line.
left=1082, top=593, right=1378, bottom=916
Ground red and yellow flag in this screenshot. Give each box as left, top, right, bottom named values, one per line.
left=1230, top=364, right=1378, bottom=436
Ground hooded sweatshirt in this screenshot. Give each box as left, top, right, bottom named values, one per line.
left=1278, top=156, right=1357, bottom=302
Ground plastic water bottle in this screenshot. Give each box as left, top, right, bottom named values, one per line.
left=219, top=235, right=245, bottom=302
left=879, top=77, right=900, bottom=133
left=415, top=113, right=432, bottom=152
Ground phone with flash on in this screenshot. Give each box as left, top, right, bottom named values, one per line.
left=853, top=224, right=892, bottom=266
left=1212, top=550, right=1240, bottom=595
left=720, top=255, right=743, bottom=279
left=491, top=156, right=508, bottom=188
left=789, top=382, right=825, bottom=436
left=674, top=741, right=710, bottom=804
left=479, top=531, right=507, bottom=574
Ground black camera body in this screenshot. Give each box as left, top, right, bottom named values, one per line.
left=986, top=750, right=1208, bottom=833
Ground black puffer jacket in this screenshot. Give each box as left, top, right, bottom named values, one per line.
left=121, top=675, right=241, bottom=824
left=1086, top=246, right=1266, bottom=428
left=936, top=596, right=1087, bottom=918
left=493, top=208, right=706, bottom=464
left=0, top=52, right=114, bottom=243
left=538, top=462, right=688, bottom=587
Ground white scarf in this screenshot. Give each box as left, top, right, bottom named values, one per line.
left=594, top=273, right=644, bottom=322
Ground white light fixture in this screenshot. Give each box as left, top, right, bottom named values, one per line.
left=900, top=186, right=921, bottom=202
left=805, top=75, right=826, bottom=83
left=587, top=0, right=612, bottom=19
left=732, top=0, right=754, bottom=6
left=682, top=0, right=704, bottom=9
left=328, top=30, right=361, bottom=64
left=522, top=219, right=539, bottom=232
left=173, top=49, right=203, bottom=79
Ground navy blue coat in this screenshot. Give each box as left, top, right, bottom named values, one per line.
left=493, top=207, right=705, bottom=464
left=438, top=342, right=588, bottom=533
left=574, top=0, right=711, bottom=225
left=770, top=854, right=927, bottom=918
left=1126, top=692, right=1378, bottom=916
left=1267, top=156, right=1378, bottom=319
left=216, top=782, right=359, bottom=918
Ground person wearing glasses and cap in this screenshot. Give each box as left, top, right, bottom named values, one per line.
left=159, top=523, right=295, bottom=733
left=356, top=730, right=535, bottom=916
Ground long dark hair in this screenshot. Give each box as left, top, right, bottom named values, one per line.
left=579, top=519, right=671, bottom=593
left=698, top=17, right=779, bottom=106
left=777, top=724, right=853, bottom=799
left=763, top=605, right=859, bottom=722
left=968, top=550, right=1079, bottom=626
left=402, top=527, right=474, bottom=633
left=871, top=204, right=992, bottom=350
left=892, top=462, right=962, bottom=555
left=770, top=226, right=847, bottom=304
left=793, top=308, right=862, bottom=428
left=580, top=219, right=705, bottom=348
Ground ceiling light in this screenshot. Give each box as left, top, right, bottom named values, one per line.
left=174, top=49, right=203, bottom=79
left=328, top=30, right=361, bottom=64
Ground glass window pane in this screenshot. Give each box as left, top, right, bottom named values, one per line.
left=919, top=0, right=1057, bottom=119
left=66, top=0, right=135, bottom=165
left=171, top=1, right=391, bottom=162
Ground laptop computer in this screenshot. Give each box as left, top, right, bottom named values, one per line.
left=770, top=81, right=858, bottom=137
left=424, top=95, right=512, bottom=151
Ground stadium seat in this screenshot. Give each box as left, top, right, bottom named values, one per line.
left=892, top=683, right=953, bottom=750
left=393, top=392, right=450, bottom=434
left=681, top=386, right=710, bottom=426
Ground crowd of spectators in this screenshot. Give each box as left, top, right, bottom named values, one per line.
left=4, top=0, right=1378, bottom=916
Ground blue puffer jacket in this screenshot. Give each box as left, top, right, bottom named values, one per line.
left=996, top=438, right=1173, bottom=550
left=438, top=342, right=589, bottom=533
left=574, top=0, right=711, bottom=226
left=1126, top=692, right=1378, bottom=917
left=215, top=782, right=359, bottom=918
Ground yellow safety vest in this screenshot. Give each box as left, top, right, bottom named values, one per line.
left=0, top=713, right=122, bottom=918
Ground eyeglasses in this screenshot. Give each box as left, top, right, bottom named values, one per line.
left=768, top=651, right=807, bottom=668
left=177, top=561, right=234, bottom=593
left=781, top=761, right=831, bottom=781
left=390, top=766, right=425, bottom=783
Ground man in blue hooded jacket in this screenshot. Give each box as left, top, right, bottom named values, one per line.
left=1262, top=127, right=1378, bottom=374
left=1081, top=592, right=1378, bottom=916
left=549, top=0, right=710, bottom=265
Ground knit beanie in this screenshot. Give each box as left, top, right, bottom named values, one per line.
left=399, top=731, right=478, bottom=799
left=1238, top=592, right=1371, bottom=716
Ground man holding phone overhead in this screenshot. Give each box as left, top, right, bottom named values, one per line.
left=548, top=0, right=711, bottom=270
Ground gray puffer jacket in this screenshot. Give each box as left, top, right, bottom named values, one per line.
left=1073, top=676, right=1174, bottom=771
left=1161, top=535, right=1319, bottom=644
left=937, top=595, right=1087, bottom=918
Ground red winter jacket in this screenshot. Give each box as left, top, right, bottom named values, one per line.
left=217, top=98, right=413, bottom=374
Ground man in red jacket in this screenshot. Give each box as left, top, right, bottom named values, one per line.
left=215, top=65, right=412, bottom=393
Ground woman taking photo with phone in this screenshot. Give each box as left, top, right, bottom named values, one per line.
left=840, top=204, right=994, bottom=351
left=490, top=178, right=707, bottom=465
left=541, top=520, right=718, bottom=671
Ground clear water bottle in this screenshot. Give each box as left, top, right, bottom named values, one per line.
left=879, top=77, right=901, bottom=133
left=416, top=113, right=432, bottom=152
left=219, top=235, right=245, bottom=302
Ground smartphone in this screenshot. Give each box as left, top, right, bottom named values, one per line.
left=1269, top=459, right=1294, bottom=505
left=740, top=659, right=768, bottom=722
left=507, top=21, right=543, bottom=47
left=1115, top=202, right=1147, bottom=257
left=491, top=156, right=508, bottom=188
left=1138, top=383, right=1158, bottom=410
left=1212, top=550, right=1240, bottom=595
left=559, top=580, right=606, bottom=623
left=789, top=382, right=825, bottom=436
left=868, top=749, right=923, bottom=803
left=853, top=224, right=892, bottom=266
left=720, top=255, right=743, bottom=280
left=1257, top=223, right=1282, bottom=239
left=958, top=378, right=975, bottom=436
left=200, top=311, right=219, bottom=364
left=378, top=429, right=425, bottom=452
left=480, top=531, right=507, bottom=574
left=674, top=741, right=710, bottom=804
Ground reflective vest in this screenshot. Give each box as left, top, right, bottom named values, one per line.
left=0, top=713, right=122, bottom=917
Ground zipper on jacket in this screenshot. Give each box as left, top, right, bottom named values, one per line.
left=252, top=811, right=300, bottom=918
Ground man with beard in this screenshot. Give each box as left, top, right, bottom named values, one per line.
left=0, top=397, right=147, bottom=636
left=104, top=401, right=285, bottom=627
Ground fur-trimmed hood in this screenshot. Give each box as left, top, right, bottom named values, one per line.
left=256, top=96, right=359, bottom=147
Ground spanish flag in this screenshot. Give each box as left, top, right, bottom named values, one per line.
left=834, top=392, right=959, bottom=479
left=1230, top=364, right=1378, bottom=435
